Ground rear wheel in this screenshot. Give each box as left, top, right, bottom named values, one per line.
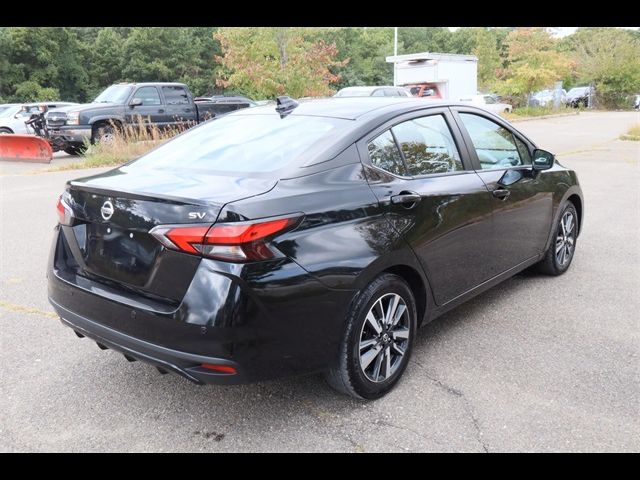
left=0, top=127, right=13, bottom=134
left=325, top=273, right=417, bottom=399
left=535, top=202, right=578, bottom=275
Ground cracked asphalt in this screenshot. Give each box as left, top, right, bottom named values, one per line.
left=1, top=111, right=639, bottom=452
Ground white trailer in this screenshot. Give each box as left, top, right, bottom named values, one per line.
left=386, top=52, right=478, bottom=101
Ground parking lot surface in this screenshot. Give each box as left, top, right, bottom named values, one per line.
left=1, top=111, right=638, bottom=452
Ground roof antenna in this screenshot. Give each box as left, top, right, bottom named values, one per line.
left=275, top=96, right=299, bottom=117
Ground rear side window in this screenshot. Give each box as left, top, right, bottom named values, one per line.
left=391, top=114, right=463, bottom=175
left=125, top=114, right=350, bottom=174
left=162, top=86, right=190, bottom=105
left=367, top=130, right=405, bottom=176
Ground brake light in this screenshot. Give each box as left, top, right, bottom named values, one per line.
left=149, top=214, right=301, bottom=263
left=56, top=195, right=74, bottom=226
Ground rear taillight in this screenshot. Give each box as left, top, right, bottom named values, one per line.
left=149, top=214, right=302, bottom=263
left=56, top=194, right=74, bottom=226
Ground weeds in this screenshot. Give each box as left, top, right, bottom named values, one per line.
left=619, top=123, right=640, bottom=141
left=59, top=116, right=192, bottom=170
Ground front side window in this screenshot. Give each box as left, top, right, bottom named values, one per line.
left=459, top=113, right=523, bottom=170
left=514, top=136, right=532, bottom=165
left=367, top=130, right=405, bottom=176
left=133, top=87, right=162, bottom=106
left=391, top=114, right=463, bottom=176
left=371, top=89, right=386, bottom=97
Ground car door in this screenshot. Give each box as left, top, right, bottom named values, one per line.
left=452, top=107, right=553, bottom=274
left=126, top=86, right=166, bottom=127
left=161, top=85, right=197, bottom=128
left=359, top=108, right=496, bottom=306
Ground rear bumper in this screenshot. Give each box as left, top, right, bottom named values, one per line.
left=48, top=226, right=356, bottom=385
left=51, top=298, right=243, bottom=385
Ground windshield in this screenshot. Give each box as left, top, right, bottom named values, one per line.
left=93, top=85, right=134, bottom=103
left=125, top=114, right=351, bottom=174
left=0, top=105, right=16, bottom=117
left=335, top=88, right=373, bottom=97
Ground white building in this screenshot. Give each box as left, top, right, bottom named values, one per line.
left=386, top=52, right=478, bottom=101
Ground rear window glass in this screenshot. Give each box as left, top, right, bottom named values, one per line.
left=125, top=114, right=350, bottom=174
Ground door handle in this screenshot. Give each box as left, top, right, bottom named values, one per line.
left=492, top=189, right=511, bottom=200
left=158, top=109, right=165, bottom=113
left=390, top=191, right=422, bottom=207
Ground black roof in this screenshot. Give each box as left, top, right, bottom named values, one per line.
left=235, top=97, right=455, bottom=121
left=114, top=82, right=187, bottom=87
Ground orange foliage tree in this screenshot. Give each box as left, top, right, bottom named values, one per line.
left=214, top=28, right=348, bottom=99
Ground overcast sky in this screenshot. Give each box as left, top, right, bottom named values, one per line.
left=447, top=27, right=639, bottom=37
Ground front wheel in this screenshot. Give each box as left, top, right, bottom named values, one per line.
left=63, top=145, right=87, bottom=156
left=535, top=202, right=579, bottom=275
left=325, top=274, right=417, bottom=399
left=91, top=124, right=116, bottom=145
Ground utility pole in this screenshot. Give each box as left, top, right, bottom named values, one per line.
left=393, top=27, right=398, bottom=86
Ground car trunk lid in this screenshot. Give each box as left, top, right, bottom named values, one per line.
left=60, top=167, right=276, bottom=299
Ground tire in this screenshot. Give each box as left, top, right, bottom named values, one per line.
left=91, top=124, right=116, bottom=145
left=63, top=145, right=87, bottom=156
left=325, top=273, right=417, bottom=400
left=0, top=127, right=13, bottom=134
left=535, top=202, right=579, bottom=275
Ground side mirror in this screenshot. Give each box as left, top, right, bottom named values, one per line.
left=129, top=98, right=143, bottom=107
left=532, top=149, right=555, bottom=171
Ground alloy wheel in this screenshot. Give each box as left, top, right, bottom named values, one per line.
left=358, top=293, right=410, bottom=383
left=556, top=211, right=576, bottom=266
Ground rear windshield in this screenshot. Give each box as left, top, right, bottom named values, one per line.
left=125, top=114, right=350, bottom=174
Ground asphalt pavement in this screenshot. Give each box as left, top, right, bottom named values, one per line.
left=1, top=111, right=638, bottom=452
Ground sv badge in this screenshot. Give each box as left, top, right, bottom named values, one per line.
left=188, top=212, right=206, bottom=220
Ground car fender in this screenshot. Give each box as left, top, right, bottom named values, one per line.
left=88, top=114, right=126, bottom=128
left=542, top=184, right=584, bottom=253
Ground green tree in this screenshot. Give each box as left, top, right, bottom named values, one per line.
left=399, top=27, right=451, bottom=54
left=214, top=27, right=347, bottom=98
left=0, top=27, right=89, bottom=102
left=473, top=28, right=502, bottom=88
left=566, top=28, right=640, bottom=108
left=499, top=28, right=572, bottom=100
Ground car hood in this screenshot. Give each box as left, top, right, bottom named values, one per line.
left=48, top=102, right=122, bottom=114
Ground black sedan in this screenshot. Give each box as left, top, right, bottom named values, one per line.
left=48, top=97, right=583, bottom=399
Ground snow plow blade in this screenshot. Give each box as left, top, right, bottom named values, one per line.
left=0, top=134, right=53, bottom=163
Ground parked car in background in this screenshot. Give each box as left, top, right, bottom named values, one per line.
left=633, top=94, right=640, bottom=110
left=530, top=89, right=567, bottom=107
left=565, top=86, right=592, bottom=108
left=405, top=83, right=442, bottom=99
left=334, top=86, right=412, bottom=98
left=44, top=83, right=252, bottom=155
left=459, top=94, right=512, bottom=114
left=194, top=95, right=258, bottom=114
left=49, top=97, right=583, bottom=399
left=0, top=102, right=78, bottom=135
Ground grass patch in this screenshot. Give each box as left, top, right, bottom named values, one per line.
left=503, top=106, right=568, bottom=121
left=619, top=123, right=640, bottom=141
left=51, top=118, right=189, bottom=171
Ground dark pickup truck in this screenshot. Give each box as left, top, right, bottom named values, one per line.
left=45, top=82, right=251, bottom=154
